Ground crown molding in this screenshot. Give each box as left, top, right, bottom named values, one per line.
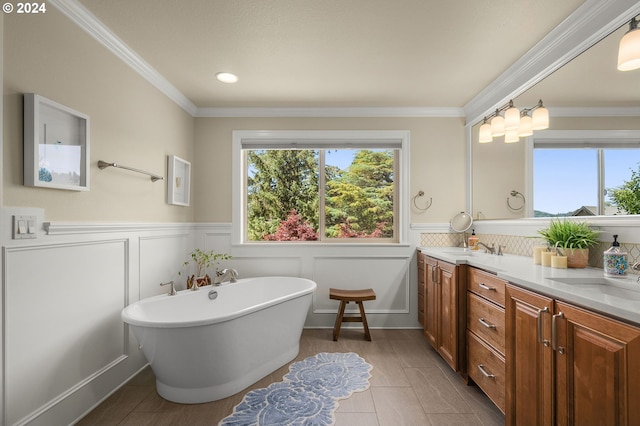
left=550, top=106, right=640, bottom=117
left=195, top=106, right=465, bottom=118
left=463, top=0, right=640, bottom=126
left=49, top=0, right=198, bottom=116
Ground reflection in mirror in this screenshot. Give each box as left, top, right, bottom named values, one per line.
left=472, top=21, right=640, bottom=220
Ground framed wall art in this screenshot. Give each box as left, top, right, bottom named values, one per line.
left=167, top=155, right=191, bottom=206
left=23, top=93, right=90, bottom=191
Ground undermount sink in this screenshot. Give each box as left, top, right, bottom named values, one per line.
left=548, top=277, right=640, bottom=302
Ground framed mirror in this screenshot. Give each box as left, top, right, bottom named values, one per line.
left=469, top=3, right=640, bottom=220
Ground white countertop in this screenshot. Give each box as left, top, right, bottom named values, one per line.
left=419, top=246, right=640, bottom=325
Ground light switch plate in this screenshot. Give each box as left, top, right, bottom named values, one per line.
left=13, top=215, right=37, bottom=239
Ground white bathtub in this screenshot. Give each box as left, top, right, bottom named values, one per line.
left=121, top=276, right=316, bottom=404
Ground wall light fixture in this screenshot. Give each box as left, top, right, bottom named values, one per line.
left=478, top=99, right=548, bottom=143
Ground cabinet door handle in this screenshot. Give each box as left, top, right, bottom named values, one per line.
left=477, top=364, right=495, bottom=379
left=478, top=317, right=497, bottom=329
left=552, top=311, right=565, bottom=354
left=479, top=283, right=496, bottom=291
left=537, top=307, right=550, bottom=346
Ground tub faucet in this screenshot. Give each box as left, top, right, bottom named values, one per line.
left=160, top=280, right=177, bottom=296
left=213, top=268, right=238, bottom=285
left=475, top=242, right=496, bottom=254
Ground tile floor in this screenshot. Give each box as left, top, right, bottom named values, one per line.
left=77, top=329, right=505, bottom=425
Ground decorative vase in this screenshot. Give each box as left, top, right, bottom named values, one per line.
left=565, top=248, right=589, bottom=268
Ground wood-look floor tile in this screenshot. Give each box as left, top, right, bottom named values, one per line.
left=336, top=388, right=376, bottom=413
left=78, top=329, right=505, bottom=426
left=426, top=413, right=484, bottom=425
left=366, top=353, right=410, bottom=387
left=335, top=412, right=380, bottom=426
left=371, top=387, right=431, bottom=426
left=406, top=367, right=472, bottom=414
left=391, top=339, right=441, bottom=368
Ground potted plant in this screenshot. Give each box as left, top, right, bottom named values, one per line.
left=180, top=249, right=231, bottom=288
left=537, top=219, right=599, bottom=268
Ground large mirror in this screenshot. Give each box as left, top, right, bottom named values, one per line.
left=471, top=20, right=640, bottom=220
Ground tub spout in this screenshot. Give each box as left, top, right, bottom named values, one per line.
left=213, top=268, right=238, bottom=285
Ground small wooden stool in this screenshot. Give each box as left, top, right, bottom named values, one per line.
left=329, top=288, right=376, bottom=341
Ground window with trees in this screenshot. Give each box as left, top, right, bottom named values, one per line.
left=233, top=131, right=408, bottom=244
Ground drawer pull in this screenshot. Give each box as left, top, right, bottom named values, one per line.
left=537, top=306, right=550, bottom=347
left=479, top=283, right=497, bottom=291
left=478, top=317, right=497, bottom=329
left=477, top=364, right=495, bottom=379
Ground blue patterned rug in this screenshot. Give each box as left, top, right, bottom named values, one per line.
left=219, top=352, right=373, bottom=426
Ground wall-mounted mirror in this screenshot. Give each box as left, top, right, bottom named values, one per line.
left=471, top=19, right=640, bottom=220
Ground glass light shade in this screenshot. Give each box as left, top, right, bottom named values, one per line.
left=479, top=122, right=493, bottom=143
left=618, top=24, right=640, bottom=71
left=504, top=128, right=519, bottom=143
left=504, top=106, right=521, bottom=130
left=532, top=107, right=549, bottom=130
left=517, top=115, right=533, bottom=137
left=490, top=115, right=505, bottom=137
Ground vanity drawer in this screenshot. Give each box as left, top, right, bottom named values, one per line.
left=468, top=267, right=506, bottom=307
left=467, top=331, right=506, bottom=414
left=467, top=292, right=505, bottom=355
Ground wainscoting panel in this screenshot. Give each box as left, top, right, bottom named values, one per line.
left=139, top=233, right=190, bottom=297
left=3, top=240, right=127, bottom=426
left=224, top=256, right=303, bottom=280
left=312, top=256, right=410, bottom=314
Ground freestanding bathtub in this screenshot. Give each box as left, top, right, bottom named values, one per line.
left=121, top=276, right=316, bottom=404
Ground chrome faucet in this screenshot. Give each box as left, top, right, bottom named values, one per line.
left=212, top=268, right=238, bottom=285
left=475, top=242, right=496, bottom=254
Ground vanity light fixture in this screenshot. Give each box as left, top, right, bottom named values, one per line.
left=490, top=110, right=505, bottom=137
left=517, top=111, right=534, bottom=137
left=618, top=17, right=640, bottom=71
left=479, top=117, right=493, bottom=143
left=478, top=99, right=549, bottom=143
left=504, top=100, right=521, bottom=131
left=215, top=72, right=239, bottom=83
left=531, top=100, right=549, bottom=130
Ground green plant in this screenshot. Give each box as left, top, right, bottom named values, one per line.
left=537, top=219, right=599, bottom=251
left=180, top=249, right=231, bottom=277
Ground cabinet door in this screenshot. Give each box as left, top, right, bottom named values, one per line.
left=417, top=253, right=426, bottom=326
left=438, top=261, right=458, bottom=370
left=505, top=285, right=554, bottom=426
left=554, top=301, right=640, bottom=426
left=423, top=256, right=438, bottom=348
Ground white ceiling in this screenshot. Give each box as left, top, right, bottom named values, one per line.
left=77, top=0, right=587, bottom=110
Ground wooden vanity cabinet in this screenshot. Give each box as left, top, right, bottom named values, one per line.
left=417, top=252, right=426, bottom=326
left=466, top=267, right=507, bottom=413
left=506, top=284, right=640, bottom=426
left=422, top=254, right=466, bottom=372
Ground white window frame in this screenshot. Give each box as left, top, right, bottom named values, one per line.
left=528, top=130, right=640, bottom=217
left=232, top=130, right=410, bottom=245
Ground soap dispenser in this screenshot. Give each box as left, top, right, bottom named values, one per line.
left=468, top=229, right=479, bottom=250
left=604, top=234, right=628, bottom=277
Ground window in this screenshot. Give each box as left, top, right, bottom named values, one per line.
left=233, top=130, right=409, bottom=244
left=532, top=132, right=640, bottom=216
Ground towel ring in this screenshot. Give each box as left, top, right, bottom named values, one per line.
left=413, top=190, right=432, bottom=211
left=507, top=190, right=525, bottom=211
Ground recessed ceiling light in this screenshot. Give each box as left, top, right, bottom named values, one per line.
left=216, top=72, right=239, bottom=83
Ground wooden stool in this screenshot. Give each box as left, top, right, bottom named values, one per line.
left=329, top=288, right=376, bottom=341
